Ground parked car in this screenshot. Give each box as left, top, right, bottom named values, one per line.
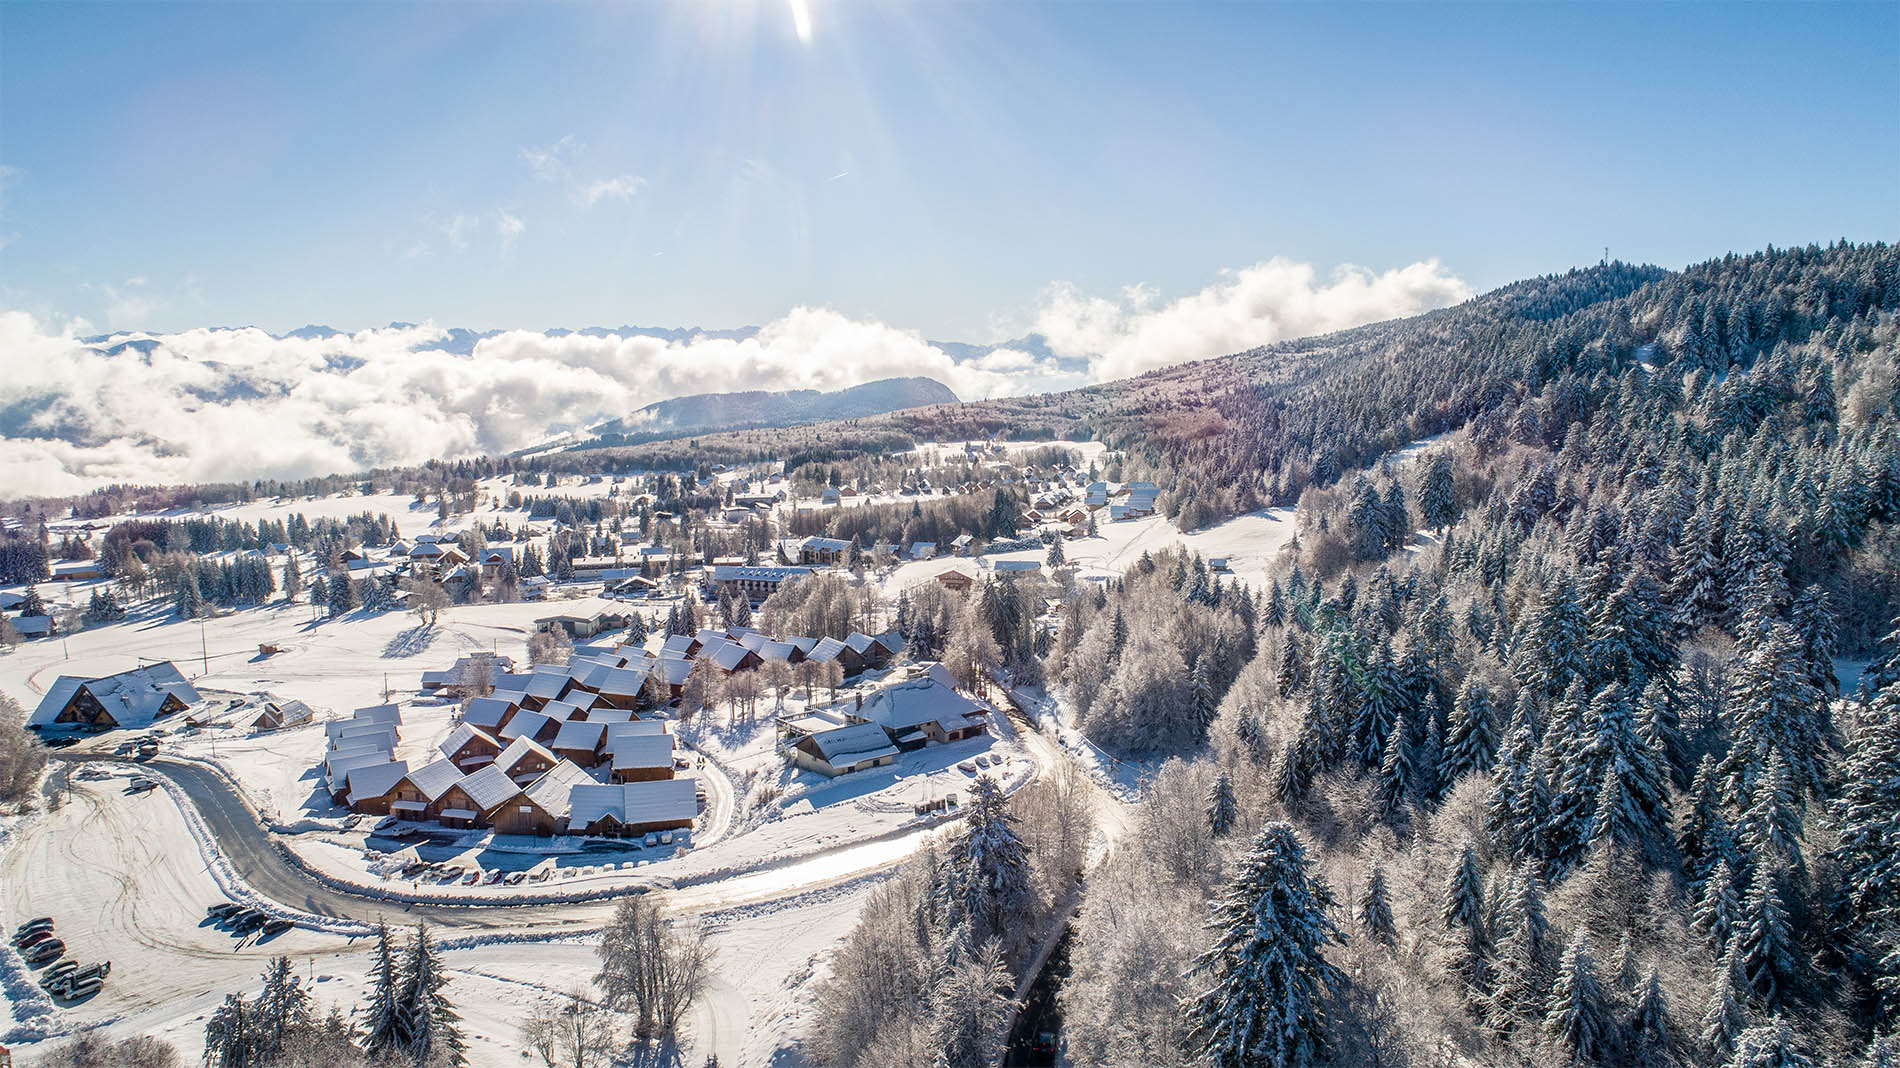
left=207, top=903, right=242, bottom=920
left=38, top=960, right=79, bottom=987
left=483, top=869, right=504, bottom=885
left=461, top=870, right=481, bottom=885
left=503, top=871, right=526, bottom=886
left=23, top=939, right=65, bottom=964
left=228, top=910, right=266, bottom=932
left=262, top=919, right=293, bottom=937
left=58, top=976, right=103, bottom=999
left=16, top=929, right=56, bottom=949
left=13, top=917, right=54, bottom=938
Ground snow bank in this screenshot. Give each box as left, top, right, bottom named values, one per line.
left=0, top=941, right=60, bottom=1044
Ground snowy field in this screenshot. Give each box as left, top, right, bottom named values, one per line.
left=0, top=761, right=893, bottom=1066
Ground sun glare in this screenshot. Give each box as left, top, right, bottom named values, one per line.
left=788, top=0, right=813, bottom=43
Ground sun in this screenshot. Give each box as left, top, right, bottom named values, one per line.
left=787, top=0, right=813, bottom=43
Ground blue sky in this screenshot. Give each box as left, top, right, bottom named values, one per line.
left=1, top=0, right=1895, bottom=339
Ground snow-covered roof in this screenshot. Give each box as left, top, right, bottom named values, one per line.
left=523, top=760, right=595, bottom=819
left=404, top=758, right=466, bottom=802
left=594, top=666, right=650, bottom=698
left=462, top=696, right=516, bottom=731
left=568, top=778, right=697, bottom=829
left=844, top=632, right=880, bottom=655
left=856, top=677, right=987, bottom=734
left=709, top=641, right=754, bottom=671
left=498, top=709, right=552, bottom=742
left=650, top=657, right=693, bottom=686
left=607, top=718, right=670, bottom=741
left=551, top=718, right=607, bottom=753
left=660, top=634, right=694, bottom=658
left=326, top=747, right=394, bottom=787
left=759, top=640, right=798, bottom=663
left=802, top=721, right=899, bottom=767
left=28, top=662, right=202, bottom=729
left=439, top=723, right=500, bottom=760
left=352, top=703, right=403, bottom=726
left=806, top=637, right=849, bottom=664
left=454, top=764, right=522, bottom=813
left=495, top=735, right=557, bottom=776
left=609, top=732, right=675, bottom=770
left=588, top=707, right=634, bottom=724
left=346, top=760, right=410, bottom=802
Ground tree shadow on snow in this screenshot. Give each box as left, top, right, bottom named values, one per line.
left=381, top=624, right=437, bottom=659
left=618, top=1040, right=685, bottom=1068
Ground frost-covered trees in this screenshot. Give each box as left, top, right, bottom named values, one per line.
left=945, top=774, right=1034, bottom=945
left=1185, top=822, right=1345, bottom=1068
left=594, top=895, right=712, bottom=1040
left=397, top=922, right=463, bottom=1066
left=1543, top=930, right=1609, bottom=1064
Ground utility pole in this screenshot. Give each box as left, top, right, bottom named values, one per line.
left=200, top=620, right=209, bottom=678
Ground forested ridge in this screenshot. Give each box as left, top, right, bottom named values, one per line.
left=808, top=241, right=1900, bottom=1067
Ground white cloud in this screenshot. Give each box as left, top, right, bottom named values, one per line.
left=519, top=135, right=580, bottom=182
left=1036, top=257, right=1473, bottom=381
left=432, top=212, right=476, bottom=251
left=578, top=175, right=645, bottom=205
left=0, top=257, right=1469, bottom=495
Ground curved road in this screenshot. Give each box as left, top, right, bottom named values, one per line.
left=53, top=756, right=570, bottom=930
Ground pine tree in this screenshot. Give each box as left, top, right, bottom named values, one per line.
left=1420, top=451, right=1458, bottom=533
left=1377, top=710, right=1414, bottom=818
left=361, top=921, right=404, bottom=1057
left=1734, top=753, right=1805, bottom=880
left=1185, top=823, right=1346, bottom=1068
left=254, top=954, right=314, bottom=1061
left=1721, top=621, right=1826, bottom=802
left=1630, top=967, right=1672, bottom=1067
left=1439, top=676, right=1498, bottom=787
left=625, top=609, right=648, bottom=646
left=1443, top=843, right=1490, bottom=988
left=1727, top=1015, right=1815, bottom=1068
left=1544, top=930, right=1609, bottom=1064
left=1207, top=770, right=1238, bottom=838
left=397, top=922, right=464, bottom=1065
left=1190, top=656, right=1217, bottom=742
left=1702, top=954, right=1748, bottom=1063
left=1732, top=862, right=1798, bottom=1008
left=1693, top=859, right=1741, bottom=954
left=1357, top=862, right=1396, bottom=946
left=1486, top=876, right=1550, bottom=1035
left=1831, top=684, right=1900, bottom=952
left=1680, top=755, right=1737, bottom=889
left=953, top=775, right=1031, bottom=943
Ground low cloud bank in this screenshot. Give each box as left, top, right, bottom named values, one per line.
left=0, top=257, right=1469, bottom=495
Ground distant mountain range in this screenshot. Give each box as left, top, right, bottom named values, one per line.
left=594, top=377, right=961, bottom=440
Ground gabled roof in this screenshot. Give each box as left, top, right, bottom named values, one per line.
left=758, top=640, right=798, bottom=663
left=495, top=735, right=557, bottom=775
left=29, top=662, right=202, bottom=728
left=609, top=732, right=676, bottom=770
left=801, top=722, right=899, bottom=766
left=605, top=719, right=671, bottom=741
left=353, top=703, right=403, bottom=726
left=843, top=632, right=880, bottom=655
left=403, top=758, right=465, bottom=802
left=708, top=641, right=754, bottom=672
left=550, top=718, right=607, bottom=754
left=346, top=760, right=410, bottom=801
left=326, top=747, right=393, bottom=787
left=806, top=637, right=849, bottom=664
left=439, top=723, right=500, bottom=760
left=498, top=708, right=553, bottom=742
left=588, top=707, right=634, bottom=724
left=649, top=657, right=693, bottom=686
left=855, top=677, right=988, bottom=734
left=595, top=666, right=651, bottom=698
left=523, top=760, right=595, bottom=820
left=568, top=778, right=697, bottom=829
left=454, top=764, right=523, bottom=813
left=693, top=627, right=730, bottom=649
left=660, top=634, right=694, bottom=658
left=461, top=696, right=517, bottom=731
left=523, top=672, right=570, bottom=700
